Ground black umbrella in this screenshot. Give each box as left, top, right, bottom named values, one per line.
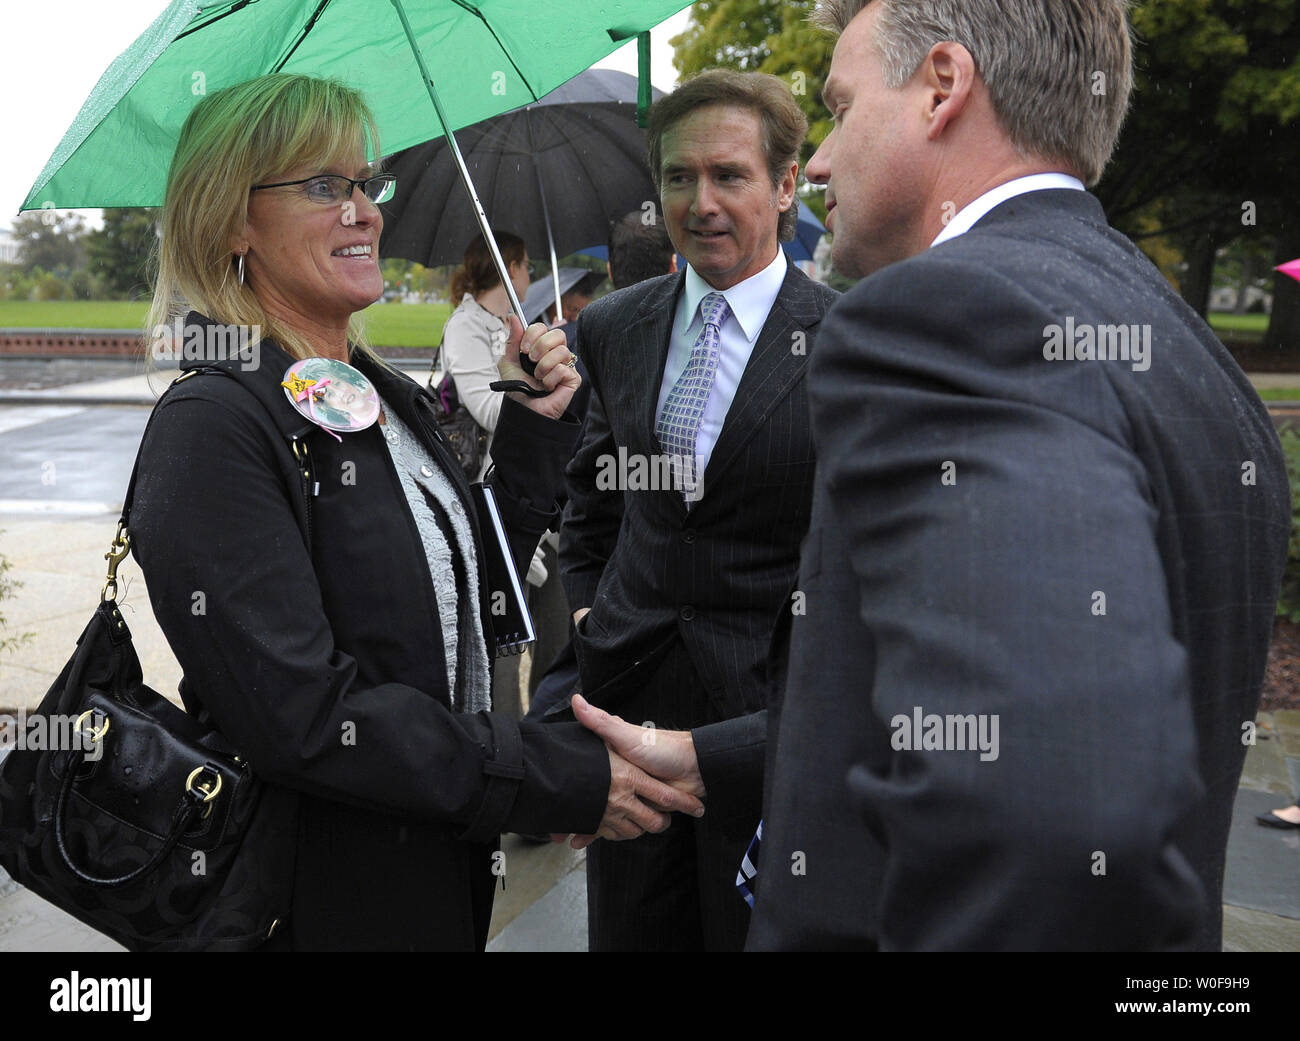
left=380, top=68, right=666, bottom=317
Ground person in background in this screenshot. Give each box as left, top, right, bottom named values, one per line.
left=442, top=230, right=533, bottom=716
left=442, top=229, right=531, bottom=481
left=541, top=282, right=597, bottom=328
left=606, top=209, right=678, bottom=290
left=1257, top=798, right=1300, bottom=829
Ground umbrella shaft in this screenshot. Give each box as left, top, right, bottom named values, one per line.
left=533, top=161, right=563, bottom=321
left=389, top=0, right=527, bottom=327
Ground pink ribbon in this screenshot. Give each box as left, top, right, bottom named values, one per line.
left=293, top=377, right=344, bottom=442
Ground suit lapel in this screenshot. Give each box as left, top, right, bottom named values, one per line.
left=621, top=271, right=685, bottom=459
left=699, top=264, right=820, bottom=494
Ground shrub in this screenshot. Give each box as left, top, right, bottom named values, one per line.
left=0, top=536, right=33, bottom=657
left=33, top=271, right=70, bottom=301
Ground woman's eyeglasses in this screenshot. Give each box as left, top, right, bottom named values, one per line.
left=251, top=173, right=397, bottom=205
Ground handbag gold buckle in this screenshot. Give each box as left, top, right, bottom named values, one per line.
left=185, top=766, right=223, bottom=819
left=73, top=708, right=110, bottom=745
left=101, top=521, right=131, bottom=603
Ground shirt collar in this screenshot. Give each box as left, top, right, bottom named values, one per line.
left=682, top=246, right=788, bottom=343
left=930, top=173, right=1086, bottom=249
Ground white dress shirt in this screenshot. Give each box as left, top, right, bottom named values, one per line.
left=655, top=247, right=788, bottom=471
left=930, top=172, right=1086, bottom=248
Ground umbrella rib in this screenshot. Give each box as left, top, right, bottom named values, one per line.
left=175, top=0, right=256, bottom=41
left=450, top=0, right=539, bottom=103
left=271, top=0, right=334, bottom=73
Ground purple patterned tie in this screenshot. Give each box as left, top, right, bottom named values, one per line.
left=655, top=291, right=731, bottom=500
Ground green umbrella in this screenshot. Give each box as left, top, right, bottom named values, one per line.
left=22, top=0, right=688, bottom=320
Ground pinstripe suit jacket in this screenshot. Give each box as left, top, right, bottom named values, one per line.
left=560, top=262, right=838, bottom=730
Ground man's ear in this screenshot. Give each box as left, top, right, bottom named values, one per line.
left=923, top=40, right=977, bottom=140
left=776, top=161, right=799, bottom=211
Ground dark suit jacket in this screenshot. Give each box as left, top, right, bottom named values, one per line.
left=561, top=263, right=837, bottom=780
left=747, top=190, right=1290, bottom=951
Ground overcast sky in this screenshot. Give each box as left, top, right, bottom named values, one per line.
left=0, top=1, right=691, bottom=231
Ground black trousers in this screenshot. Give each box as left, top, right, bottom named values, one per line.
left=584, top=640, right=755, bottom=951
left=527, top=539, right=571, bottom=701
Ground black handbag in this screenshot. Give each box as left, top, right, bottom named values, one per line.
left=0, top=367, right=305, bottom=951
left=429, top=342, right=489, bottom=481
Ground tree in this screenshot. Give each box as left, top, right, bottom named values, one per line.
left=85, top=208, right=158, bottom=300
left=1095, top=0, right=1300, bottom=339
left=672, top=0, right=834, bottom=166
left=10, top=210, right=87, bottom=273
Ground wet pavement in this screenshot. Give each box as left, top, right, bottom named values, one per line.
left=0, top=358, right=153, bottom=392
left=0, top=406, right=147, bottom=514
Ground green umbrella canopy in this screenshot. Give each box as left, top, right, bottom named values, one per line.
left=23, top=0, right=690, bottom=211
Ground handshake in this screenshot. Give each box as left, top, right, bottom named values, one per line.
left=553, top=694, right=706, bottom=851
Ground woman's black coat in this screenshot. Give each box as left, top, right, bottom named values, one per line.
left=130, top=315, right=609, bottom=950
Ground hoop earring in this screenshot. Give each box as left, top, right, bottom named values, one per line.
left=237, top=253, right=246, bottom=286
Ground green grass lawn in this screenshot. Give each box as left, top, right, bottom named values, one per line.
left=356, top=302, right=450, bottom=348
left=1209, top=312, right=1268, bottom=343
left=0, top=300, right=149, bottom=328
left=0, top=300, right=450, bottom=348
left=1209, top=312, right=1269, bottom=334
left=0, top=300, right=1280, bottom=355
left=1252, top=386, right=1300, bottom=401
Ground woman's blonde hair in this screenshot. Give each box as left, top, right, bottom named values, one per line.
left=147, top=74, right=384, bottom=361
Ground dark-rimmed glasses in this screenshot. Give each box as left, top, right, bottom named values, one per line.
left=250, top=173, right=397, bottom=205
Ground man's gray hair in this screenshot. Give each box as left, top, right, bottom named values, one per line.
left=811, top=0, right=1133, bottom=186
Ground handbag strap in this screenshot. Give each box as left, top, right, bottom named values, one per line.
left=51, top=746, right=221, bottom=888
left=102, top=367, right=317, bottom=602
left=119, top=365, right=313, bottom=531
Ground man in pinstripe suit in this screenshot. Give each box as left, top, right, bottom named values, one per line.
left=558, top=69, right=837, bottom=951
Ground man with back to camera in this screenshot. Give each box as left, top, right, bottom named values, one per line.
left=558, top=69, right=838, bottom=951
left=575, top=0, right=1291, bottom=951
